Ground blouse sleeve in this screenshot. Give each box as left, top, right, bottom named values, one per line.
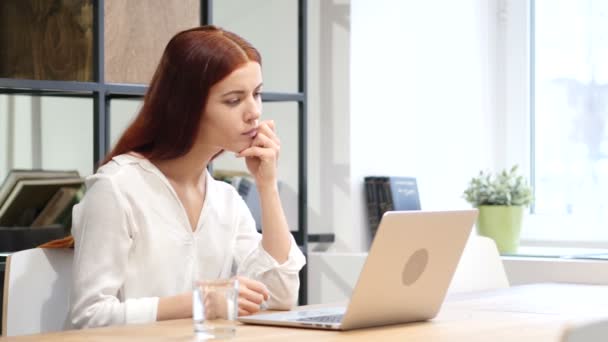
left=232, top=194, right=306, bottom=310
left=70, top=175, right=159, bottom=328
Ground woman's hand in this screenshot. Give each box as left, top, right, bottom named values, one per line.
left=237, top=120, right=280, bottom=189
left=235, top=276, right=270, bottom=316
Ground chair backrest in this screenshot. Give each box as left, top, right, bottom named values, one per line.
left=447, top=235, right=509, bottom=294
left=561, top=319, right=608, bottom=342
left=2, top=248, right=73, bottom=336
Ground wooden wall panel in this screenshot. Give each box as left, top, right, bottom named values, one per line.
left=0, top=0, right=93, bottom=81
left=105, top=0, right=200, bottom=84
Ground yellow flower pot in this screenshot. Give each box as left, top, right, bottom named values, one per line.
left=476, top=205, right=524, bottom=254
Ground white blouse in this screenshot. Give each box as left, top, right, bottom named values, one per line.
left=69, top=154, right=306, bottom=329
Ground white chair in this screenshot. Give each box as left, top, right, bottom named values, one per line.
left=2, top=248, right=73, bottom=336
left=447, top=235, right=510, bottom=294
left=561, top=319, right=608, bottom=342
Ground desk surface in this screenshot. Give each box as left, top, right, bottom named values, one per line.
left=2, top=283, right=608, bottom=341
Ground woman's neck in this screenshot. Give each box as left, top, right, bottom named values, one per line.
left=152, top=142, right=220, bottom=186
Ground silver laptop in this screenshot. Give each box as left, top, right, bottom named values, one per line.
left=239, top=209, right=478, bottom=330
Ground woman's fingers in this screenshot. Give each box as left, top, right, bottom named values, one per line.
left=252, top=132, right=279, bottom=150
left=239, top=285, right=265, bottom=305
left=204, top=291, right=227, bottom=319
left=237, top=146, right=272, bottom=159
left=238, top=133, right=279, bottom=160
left=201, top=277, right=270, bottom=318
left=237, top=276, right=270, bottom=300
left=259, top=120, right=280, bottom=145
left=234, top=276, right=270, bottom=316
left=266, top=119, right=275, bottom=131
left=238, top=297, right=261, bottom=315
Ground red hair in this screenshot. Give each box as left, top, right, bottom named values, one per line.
left=101, top=26, right=261, bottom=166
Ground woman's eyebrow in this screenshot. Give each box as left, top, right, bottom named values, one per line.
left=221, top=89, right=246, bottom=97
left=221, top=83, right=263, bottom=97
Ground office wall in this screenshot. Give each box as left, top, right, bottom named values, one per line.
left=306, top=0, right=352, bottom=244
left=308, top=0, right=501, bottom=303
left=346, top=0, right=499, bottom=252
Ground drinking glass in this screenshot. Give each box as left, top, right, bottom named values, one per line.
left=193, top=278, right=239, bottom=339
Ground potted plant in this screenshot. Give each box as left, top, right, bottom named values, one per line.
left=463, top=165, right=533, bottom=254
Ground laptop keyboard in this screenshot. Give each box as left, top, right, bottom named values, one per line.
left=295, top=314, right=344, bottom=323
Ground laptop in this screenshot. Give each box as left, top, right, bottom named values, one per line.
left=239, top=209, right=478, bottom=330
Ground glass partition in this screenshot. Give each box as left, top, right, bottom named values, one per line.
left=109, top=98, right=143, bottom=149
left=213, top=0, right=299, bottom=93
left=0, top=94, right=94, bottom=181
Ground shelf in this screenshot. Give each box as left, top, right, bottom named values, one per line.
left=308, top=233, right=335, bottom=243
left=261, top=92, right=305, bottom=102
left=0, top=0, right=310, bottom=305
left=0, top=78, right=150, bottom=96
left=0, top=78, right=98, bottom=93
left=0, top=79, right=305, bottom=101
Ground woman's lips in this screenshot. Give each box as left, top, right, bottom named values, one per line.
left=242, top=128, right=258, bottom=138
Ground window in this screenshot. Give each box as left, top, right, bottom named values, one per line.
left=508, top=0, right=608, bottom=246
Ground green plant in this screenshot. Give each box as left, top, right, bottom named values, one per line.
left=464, top=165, right=533, bottom=207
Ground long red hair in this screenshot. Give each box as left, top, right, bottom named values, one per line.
left=101, top=25, right=261, bottom=166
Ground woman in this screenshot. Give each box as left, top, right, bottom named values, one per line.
left=70, top=26, right=306, bottom=328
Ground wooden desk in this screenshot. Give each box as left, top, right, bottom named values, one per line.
left=2, top=283, right=608, bottom=341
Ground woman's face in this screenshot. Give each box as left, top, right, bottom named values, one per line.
left=199, top=61, right=263, bottom=154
